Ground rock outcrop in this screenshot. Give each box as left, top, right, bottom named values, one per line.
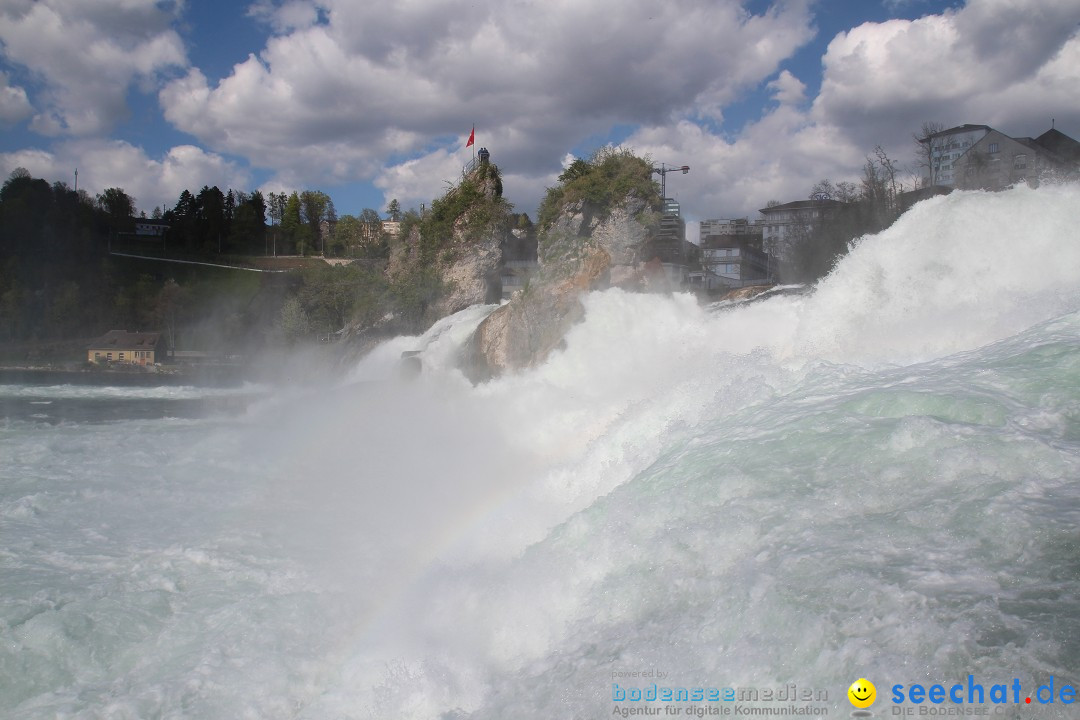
left=429, top=213, right=504, bottom=318
left=465, top=189, right=658, bottom=380
left=383, top=160, right=510, bottom=330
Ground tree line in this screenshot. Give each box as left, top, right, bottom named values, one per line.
left=145, top=187, right=403, bottom=260
left=0, top=164, right=422, bottom=354
left=0, top=169, right=210, bottom=345
left=0, top=169, right=275, bottom=351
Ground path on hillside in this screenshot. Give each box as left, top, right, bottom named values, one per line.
left=106, top=251, right=352, bottom=273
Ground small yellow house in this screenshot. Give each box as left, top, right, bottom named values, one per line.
left=88, top=330, right=162, bottom=366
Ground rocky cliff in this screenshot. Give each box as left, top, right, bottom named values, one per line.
left=430, top=209, right=503, bottom=318
left=465, top=150, right=661, bottom=380
left=385, top=161, right=510, bottom=329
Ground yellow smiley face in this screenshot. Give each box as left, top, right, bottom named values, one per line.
left=848, top=678, right=876, bottom=709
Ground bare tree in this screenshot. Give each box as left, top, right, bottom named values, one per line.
left=913, top=121, right=945, bottom=188
left=876, top=145, right=900, bottom=202
left=958, top=148, right=990, bottom=189
left=810, top=179, right=836, bottom=199
left=860, top=146, right=901, bottom=229
left=834, top=181, right=859, bottom=203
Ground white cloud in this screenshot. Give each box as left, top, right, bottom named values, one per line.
left=0, top=71, right=32, bottom=126
left=7, top=0, right=1072, bottom=228
left=621, top=112, right=860, bottom=222
left=248, top=0, right=322, bottom=34
left=0, top=140, right=250, bottom=214
left=811, top=0, right=1080, bottom=145
left=766, top=70, right=806, bottom=106
left=0, top=0, right=187, bottom=135
left=171, top=0, right=1080, bottom=223
left=162, top=0, right=815, bottom=191
left=372, top=148, right=472, bottom=213
left=622, top=0, right=1080, bottom=219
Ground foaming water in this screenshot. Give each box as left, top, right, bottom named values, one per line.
left=3, top=185, right=1080, bottom=718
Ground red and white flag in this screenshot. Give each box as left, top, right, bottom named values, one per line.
left=465, top=126, right=475, bottom=148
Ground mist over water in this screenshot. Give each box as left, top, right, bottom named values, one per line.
left=3, top=185, right=1080, bottom=718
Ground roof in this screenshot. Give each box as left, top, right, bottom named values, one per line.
left=921, top=124, right=992, bottom=142
left=994, top=136, right=1073, bottom=167
left=88, top=330, right=162, bottom=350
left=701, top=236, right=767, bottom=253
left=758, top=199, right=844, bottom=214
left=1034, top=128, right=1080, bottom=164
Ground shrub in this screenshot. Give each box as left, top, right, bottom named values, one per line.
left=537, top=147, right=659, bottom=231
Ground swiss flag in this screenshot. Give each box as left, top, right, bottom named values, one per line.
left=466, top=126, right=475, bottom=148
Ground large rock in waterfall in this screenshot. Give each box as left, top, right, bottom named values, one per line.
left=465, top=150, right=661, bottom=380
left=384, top=158, right=510, bottom=329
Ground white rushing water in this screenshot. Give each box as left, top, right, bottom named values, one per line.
left=2, top=184, right=1080, bottom=719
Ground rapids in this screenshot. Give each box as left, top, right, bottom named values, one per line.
left=2, top=184, right=1080, bottom=719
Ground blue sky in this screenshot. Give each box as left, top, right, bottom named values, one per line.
left=1, top=0, right=1077, bottom=228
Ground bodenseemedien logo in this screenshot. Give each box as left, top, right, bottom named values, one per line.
left=609, top=678, right=830, bottom=717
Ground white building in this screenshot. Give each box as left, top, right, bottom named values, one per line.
left=757, top=199, right=844, bottom=260
left=133, top=219, right=169, bottom=237
left=699, top=217, right=764, bottom=238
left=919, top=124, right=992, bottom=187
left=953, top=127, right=1080, bottom=190
left=922, top=123, right=1080, bottom=189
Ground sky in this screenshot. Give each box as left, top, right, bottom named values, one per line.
left=1, top=0, right=1079, bottom=237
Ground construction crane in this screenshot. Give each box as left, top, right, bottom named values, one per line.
left=652, top=162, right=690, bottom=200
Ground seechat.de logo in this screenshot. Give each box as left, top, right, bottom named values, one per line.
left=849, top=678, right=876, bottom=715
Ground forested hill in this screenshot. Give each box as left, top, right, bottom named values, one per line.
left=0, top=169, right=123, bottom=343
left=0, top=169, right=288, bottom=358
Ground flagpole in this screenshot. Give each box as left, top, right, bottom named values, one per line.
left=464, top=125, right=476, bottom=176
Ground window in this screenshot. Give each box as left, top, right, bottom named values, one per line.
left=94, top=352, right=102, bottom=360
left=1014, top=154, right=1027, bottom=169
left=106, top=353, right=112, bottom=360
left=988, top=142, right=999, bottom=154
left=119, top=352, right=125, bottom=360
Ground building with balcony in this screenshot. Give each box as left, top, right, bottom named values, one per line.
left=919, top=124, right=992, bottom=187
left=921, top=123, right=1079, bottom=188
left=690, top=217, right=771, bottom=292
left=640, top=198, right=698, bottom=288
left=699, top=217, right=764, bottom=240
left=758, top=199, right=844, bottom=261
left=953, top=127, right=1080, bottom=190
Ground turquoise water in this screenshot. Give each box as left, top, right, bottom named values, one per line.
left=2, top=185, right=1080, bottom=718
